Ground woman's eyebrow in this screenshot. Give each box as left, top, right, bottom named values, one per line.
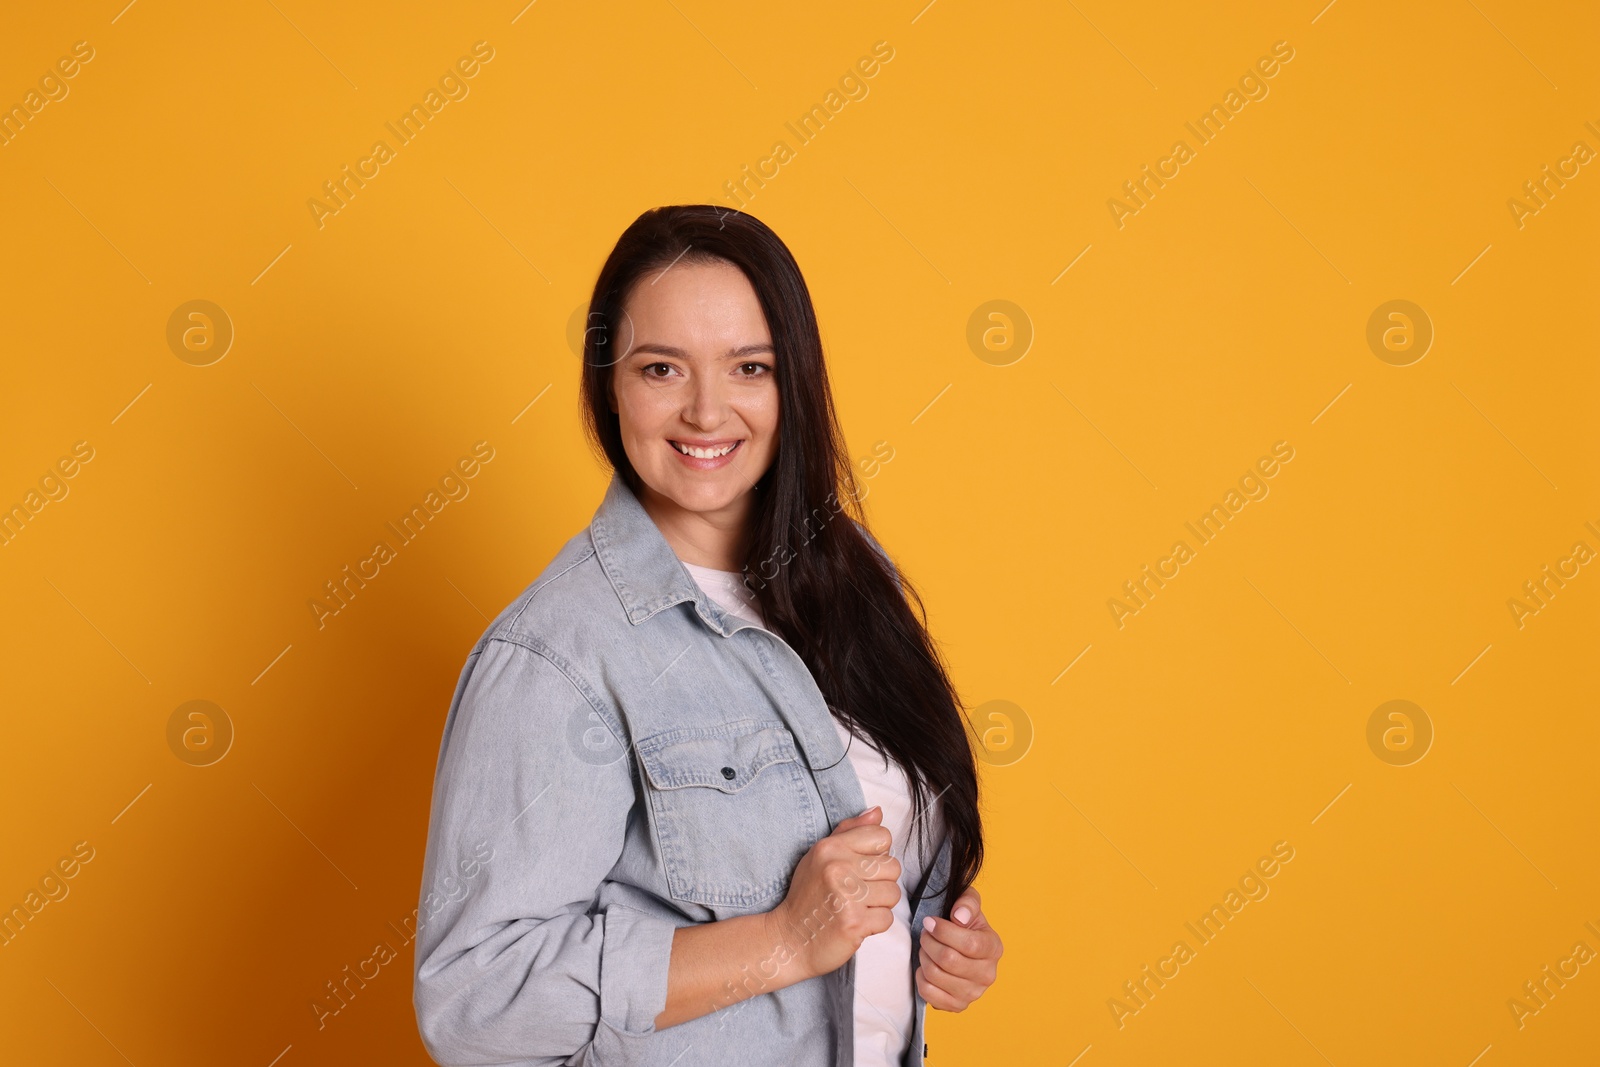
left=627, top=342, right=775, bottom=359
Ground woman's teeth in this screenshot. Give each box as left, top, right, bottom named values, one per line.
left=673, top=441, right=738, bottom=459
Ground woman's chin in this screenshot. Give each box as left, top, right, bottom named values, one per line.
left=660, top=480, right=752, bottom=515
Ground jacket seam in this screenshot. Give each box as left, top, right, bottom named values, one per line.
left=502, top=541, right=599, bottom=636
left=483, top=631, right=633, bottom=766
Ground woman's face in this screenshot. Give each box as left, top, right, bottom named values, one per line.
left=608, top=257, right=780, bottom=530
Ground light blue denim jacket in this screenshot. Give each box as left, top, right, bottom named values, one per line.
left=413, top=471, right=953, bottom=1066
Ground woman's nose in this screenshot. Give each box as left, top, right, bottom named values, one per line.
left=682, top=373, right=730, bottom=428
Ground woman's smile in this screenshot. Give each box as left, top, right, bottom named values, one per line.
left=669, top=437, right=744, bottom=469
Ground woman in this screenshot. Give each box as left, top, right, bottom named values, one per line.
left=413, top=205, right=1001, bottom=1067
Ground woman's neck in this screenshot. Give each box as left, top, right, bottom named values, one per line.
left=638, top=482, right=755, bottom=571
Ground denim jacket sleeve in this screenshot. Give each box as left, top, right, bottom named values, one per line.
left=413, top=636, right=677, bottom=1065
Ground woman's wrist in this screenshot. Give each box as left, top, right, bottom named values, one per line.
left=655, top=905, right=817, bottom=1031
left=760, top=901, right=820, bottom=984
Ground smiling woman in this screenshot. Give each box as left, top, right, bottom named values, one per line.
left=413, top=205, right=999, bottom=1067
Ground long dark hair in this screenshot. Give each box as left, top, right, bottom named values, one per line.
left=578, top=204, right=982, bottom=916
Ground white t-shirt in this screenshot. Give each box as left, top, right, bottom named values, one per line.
left=682, top=561, right=939, bottom=1067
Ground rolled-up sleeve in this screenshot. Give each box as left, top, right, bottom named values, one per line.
left=413, top=636, right=678, bottom=1065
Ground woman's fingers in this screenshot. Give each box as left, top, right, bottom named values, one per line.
left=914, top=960, right=981, bottom=1011
left=918, top=948, right=988, bottom=1003
left=833, top=823, right=893, bottom=859
left=835, top=805, right=883, bottom=829
left=920, top=915, right=999, bottom=961
left=916, top=899, right=1002, bottom=1012
left=918, top=927, right=998, bottom=983
left=948, top=887, right=981, bottom=925
left=856, top=851, right=901, bottom=883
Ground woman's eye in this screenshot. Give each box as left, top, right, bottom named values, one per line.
left=644, top=362, right=675, bottom=378
left=739, top=362, right=771, bottom=377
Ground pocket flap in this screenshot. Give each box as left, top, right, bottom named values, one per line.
left=636, top=720, right=800, bottom=793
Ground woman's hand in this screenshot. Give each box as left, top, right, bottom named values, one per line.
left=767, top=805, right=903, bottom=981
left=916, top=887, right=1002, bottom=1011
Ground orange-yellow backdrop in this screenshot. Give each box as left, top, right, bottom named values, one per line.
left=2, top=1, right=1597, bottom=1064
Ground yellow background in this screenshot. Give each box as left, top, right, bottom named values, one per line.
left=2, top=1, right=1596, bottom=1064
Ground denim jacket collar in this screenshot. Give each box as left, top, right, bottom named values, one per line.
left=589, top=470, right=746, bottom=637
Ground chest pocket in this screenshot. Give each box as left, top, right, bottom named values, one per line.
left=635, top=718, right=821, bottom=909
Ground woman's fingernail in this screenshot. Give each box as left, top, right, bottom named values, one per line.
left=953, top=906, right=971, bottom=924
left=922, top=916, right=935, bottom=933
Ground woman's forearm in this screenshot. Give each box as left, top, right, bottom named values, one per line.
left=654, top=909, right=815, bottom=1030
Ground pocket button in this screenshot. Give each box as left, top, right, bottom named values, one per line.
left=720, top=766, right=736, bottom=780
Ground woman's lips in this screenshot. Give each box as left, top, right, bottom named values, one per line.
left=668, top=438, right=743, bottom=470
